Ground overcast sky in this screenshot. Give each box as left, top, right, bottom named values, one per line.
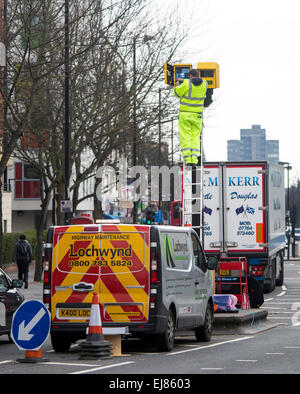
left=170, top=0, right=300, bottom=184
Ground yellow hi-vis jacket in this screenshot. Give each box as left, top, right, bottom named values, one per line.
left=173, top=78, right=208, bottom=113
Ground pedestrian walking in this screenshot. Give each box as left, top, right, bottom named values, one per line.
left=173, top=69, right=207, bottom=166
left=13, top=234, right=32, bottom=289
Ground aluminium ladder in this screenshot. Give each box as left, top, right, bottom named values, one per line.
left=181, top=138, right=204, bottom=241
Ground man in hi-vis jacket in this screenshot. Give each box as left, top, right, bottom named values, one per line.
left=173, top=69, right=207, bottom=165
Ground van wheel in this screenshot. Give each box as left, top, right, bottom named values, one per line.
left=195, top=303, right=213, bottom=342
left=156, top=309, right=175, bottom=352
left=51, top=332, right=71, bottom=352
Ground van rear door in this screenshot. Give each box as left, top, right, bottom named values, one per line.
left=51, top=224, right=150, bottom=326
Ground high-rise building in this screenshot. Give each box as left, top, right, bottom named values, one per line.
left=227, top=125, right=279, bottom=163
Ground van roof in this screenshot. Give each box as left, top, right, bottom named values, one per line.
left=51, top=223, right=193, bottom=233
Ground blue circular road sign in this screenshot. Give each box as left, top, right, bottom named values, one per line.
left=11, top=300, right=51, bottom=351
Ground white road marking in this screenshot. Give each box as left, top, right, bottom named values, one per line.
left=284, top=346, right=300, bottom=349
left=0, top=360, right=13, bottom=365
left=265, top=353, right=284, bottom=355
left=69, top=361, right=135, bottom=374
left=236, top=360, right=257, bottom=362
left=268, top=311, right=295, bottom=317
left=169, top=336, right=254, bottom=356
left=263, top=307, right=287, bottom=310
left=201, top=368, right=224, bottom=370
left=277, top=291, right=286, bottom=297
left=45, top=362, right=100, bottom=367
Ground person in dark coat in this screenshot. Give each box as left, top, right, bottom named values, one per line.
left=248, top=276, right=264, bottom=308
left=13, top=234, right=32, bottom=288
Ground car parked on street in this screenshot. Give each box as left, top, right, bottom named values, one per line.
left=0, top=268, right=24, bottom=341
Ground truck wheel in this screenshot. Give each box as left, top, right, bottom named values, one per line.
left=156, top=309, right=175, bottom=352
left=276, top=253, right=284, bottom=286
left=51, top=332, right=71, bottom=352
left=264, top=260, right=276, bottom=293
left=195, top=302, right=213, bottom=342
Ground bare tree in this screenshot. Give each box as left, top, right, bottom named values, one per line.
left=2, top=0, right=204, bottom=275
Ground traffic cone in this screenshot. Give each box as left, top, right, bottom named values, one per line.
left=79, top=292, right=112, bottom=359
left=17, top=348, right=49, bottom=363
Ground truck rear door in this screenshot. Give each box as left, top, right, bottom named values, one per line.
left=203, top=163, right=266, bottom=254
left=203, top=164, right=222, bottom=253
left=224, top=163, right=266, bottom=253
left=51, top=224, right=150, bottom=326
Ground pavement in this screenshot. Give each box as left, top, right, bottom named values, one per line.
left=3, top=262, right=278, bottom=335
left=3, top=262, right=43, bottom=302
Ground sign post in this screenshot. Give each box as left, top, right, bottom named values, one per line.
left=11, top=300, right=51, bottom=362
left=60, top=199, right=73, bottom=213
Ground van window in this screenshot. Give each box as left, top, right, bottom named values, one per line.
left=191, top=233, right=207, bottom=273
left=161, top=232, right=191, bottom=271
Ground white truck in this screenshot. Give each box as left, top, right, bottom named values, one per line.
left=203, top=161, right=286, bottom=292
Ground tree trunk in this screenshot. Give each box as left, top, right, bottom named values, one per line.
left=93, top=176, right=103, bottom=220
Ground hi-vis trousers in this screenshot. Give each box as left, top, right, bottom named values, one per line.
left=179, top=112, right=203, bottom=165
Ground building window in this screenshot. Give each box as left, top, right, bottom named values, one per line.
left=15, top=163, right=40, bottom=199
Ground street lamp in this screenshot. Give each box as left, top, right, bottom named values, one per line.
left=279, top=161, right=292, bottom=259
left=64, top=0, right=71, bottom=224
left=132, top=34, right=155, bottom=223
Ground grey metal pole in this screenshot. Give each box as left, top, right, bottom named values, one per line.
left=287, top=165, right=290, bottom=259
left=64, top=0, right=70, bottom=224
left=132, top=37, right=137, bottom=223
left=158, top=88, right=161, bottom=210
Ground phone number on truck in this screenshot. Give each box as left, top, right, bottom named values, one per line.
left=68, top=260, right=133, bottom=268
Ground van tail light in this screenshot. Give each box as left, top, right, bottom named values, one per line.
left=43, top=244, right=52, bottom=308
left=150, top=295, right=156, bottom=309
left=150, top=245, right=159, bottom=310
left=150, top=249, right=160, bottom=284
left=44, top=269, right=49, bottom=285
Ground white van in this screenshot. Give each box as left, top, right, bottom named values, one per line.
left=43, top=223, right=217, bottom=352
left=153, top=225, right=217, bottom=350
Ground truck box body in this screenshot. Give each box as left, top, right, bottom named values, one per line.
left=203, top=161, right=285, bottom=290
left=43, top=223, right=216, bottom=351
